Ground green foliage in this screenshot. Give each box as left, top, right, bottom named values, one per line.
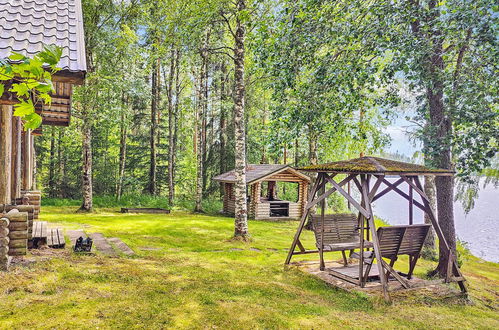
left=32, top=0, right=496, bottom=214
left=253, top=0, right=394, bottom=162
left=370, top=0, right=498, bottom=182
left=43, top=194, right=170, bottom=209
left=42, top=194, right=224, bottom=214
left=0, top=45, right=62, bottom=129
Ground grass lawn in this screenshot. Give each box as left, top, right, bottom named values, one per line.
left=0, top=207, right=497, bottom=329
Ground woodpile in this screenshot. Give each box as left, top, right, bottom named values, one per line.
left=5, top=205, right=35, bottom=239
left=5, top=209, right=28, bottom=256
left=19, top=190, right=41, bottom=220
left=0, top=216, right=10, bottom=271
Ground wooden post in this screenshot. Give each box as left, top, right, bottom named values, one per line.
left=347, top=181, right=351, bottom=211
left=361, top=175, right=390, bottom=302
left=406, top=176, right=467, bottom=293
left=22, top=129, right=32, bottom=190
left=11, top=116, right=22, bottom=202
left=285, top=174, right=323, bottom=265
left=408, top=177, right=413, bottom=225
left=0, top=105, right=12, bottom=205
left=358, top=175, right=365, bottom=287
left=319, top=177, right=326, bottom=271
left=30, top=132, right=35, bottom=190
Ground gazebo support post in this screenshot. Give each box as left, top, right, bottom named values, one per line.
left=361, top=174, right=391, bottom=302
left=408, top=177, right=413, bottom=225
left=319, top=175, right=326, bottom=271
left=358, top=175, right=365, bottom=287
left=285, top=174, right=324, bottom=265
left=404, top=176, right=467, bottom=293
left=285, top=173, right=357, bottom=265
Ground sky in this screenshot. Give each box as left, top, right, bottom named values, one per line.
left=384, top=113, right=421, bottom=158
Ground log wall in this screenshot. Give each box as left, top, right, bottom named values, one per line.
left=11, top=116, right=22, bottom=201
left=223, top=183, right=235, bottom=215
left=5, top=209, right=28, bottom=256
left=0, top=216, right=10, bottom=270
left=0, top=105, right=12, bottom=205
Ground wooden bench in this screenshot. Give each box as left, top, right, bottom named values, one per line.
left=363, top=224, right=431, bottom=287
left=32, top=221, right=48, bottom=248
left=47, top=228, right=65, bottom=249
left=311, top=213, right=373, bottom=268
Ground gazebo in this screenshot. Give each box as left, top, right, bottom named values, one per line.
left=214, top=165, right=311, bottom=220
left=285, top=156, right=466, bottom=301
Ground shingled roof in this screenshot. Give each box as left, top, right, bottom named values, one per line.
left=298, top=156, right=454, bottom=176
left=213, top=164, right=311, bottom=184
left=0, top=0, right=87, bottom=76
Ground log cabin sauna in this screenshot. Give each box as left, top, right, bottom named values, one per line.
left=214, top=165, right=311, bottom=220
left=0, top=0, right=86, bottom=269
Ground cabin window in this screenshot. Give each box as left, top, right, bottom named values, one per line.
left=277, top=182, right=300, bottom=203
left=260, top=181, right=300, bottom=203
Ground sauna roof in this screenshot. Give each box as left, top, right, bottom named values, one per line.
left=213, top=164, right=311, bottom=184
left=0, top=0, right=87, bottom=82
left=298, top=156, right=454, bottom=176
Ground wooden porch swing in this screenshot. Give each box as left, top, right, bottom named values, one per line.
left=285, top=156, right=467, bottom=302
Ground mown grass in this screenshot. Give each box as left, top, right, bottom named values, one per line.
left=0, top=207, right=497, bottom=329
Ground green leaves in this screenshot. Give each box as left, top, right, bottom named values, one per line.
left=13, top=99, right=34, bottom=117
left=9, top=52, right=27, bottom=61
left=9, top=83, right=29, bottom=97
left=37, top=44, right=63, bottom=71
left=23, top=112, right=43, bottom=130
left=0, top=45, right=62, bottom=129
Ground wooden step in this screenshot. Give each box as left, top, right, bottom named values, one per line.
left=31, top=221, right=48, bottom=247
left=107, top=237, right=135, bottom=256
left=47, top=228, right=65, bottom=249
left=89, top=233, right=117, bottom=256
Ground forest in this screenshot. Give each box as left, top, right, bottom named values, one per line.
left=31, top=0, right=496, bottom=217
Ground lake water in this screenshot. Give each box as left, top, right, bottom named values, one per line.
left=372, top=180, right=499, bottom=263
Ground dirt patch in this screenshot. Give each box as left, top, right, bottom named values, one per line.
left=292, top=260, right=465, bottom=302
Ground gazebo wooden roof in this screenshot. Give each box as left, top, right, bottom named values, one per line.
left=299, top=156, right=454, bottom=176
left=286, top=156, right=466, bottom=301
left=213, top=164, right=310, bottom=184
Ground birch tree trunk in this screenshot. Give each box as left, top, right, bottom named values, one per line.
left=232, top=0, right=249, bottom=238
left=171, top=49, right=181, bottom=205
left=219, top=61, right=228, bottom=197
left=167, top=47, right=176, bottom=206
left=149, top=58, right=160, bottom=195
left=195, top=32, right=209, bottom=212
left=116, top=104, right=127, bottom=200
left=48, top=127, right=56, bottom=197
left=79, top=123, right=93, bottom=212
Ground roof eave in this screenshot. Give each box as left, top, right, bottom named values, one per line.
left=298, top=169, right=455, bottom=176
left=53, top=70, right=86, bottom=85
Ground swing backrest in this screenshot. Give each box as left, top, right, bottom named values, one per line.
left=377, top=224, right=431, bottom=259
left=311, top=213, right=359, bottom=246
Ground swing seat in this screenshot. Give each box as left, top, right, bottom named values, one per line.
left=311, top=213, right=373, bottom=252
left=363, top=224, right=431, bottom=284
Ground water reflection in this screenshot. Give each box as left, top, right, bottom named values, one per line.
left=371, top=179, right=499, bottom=263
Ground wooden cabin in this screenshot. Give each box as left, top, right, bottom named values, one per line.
left=214, top=165, right=311, bottom=220
left=0, top=0, right=86, bottom=265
